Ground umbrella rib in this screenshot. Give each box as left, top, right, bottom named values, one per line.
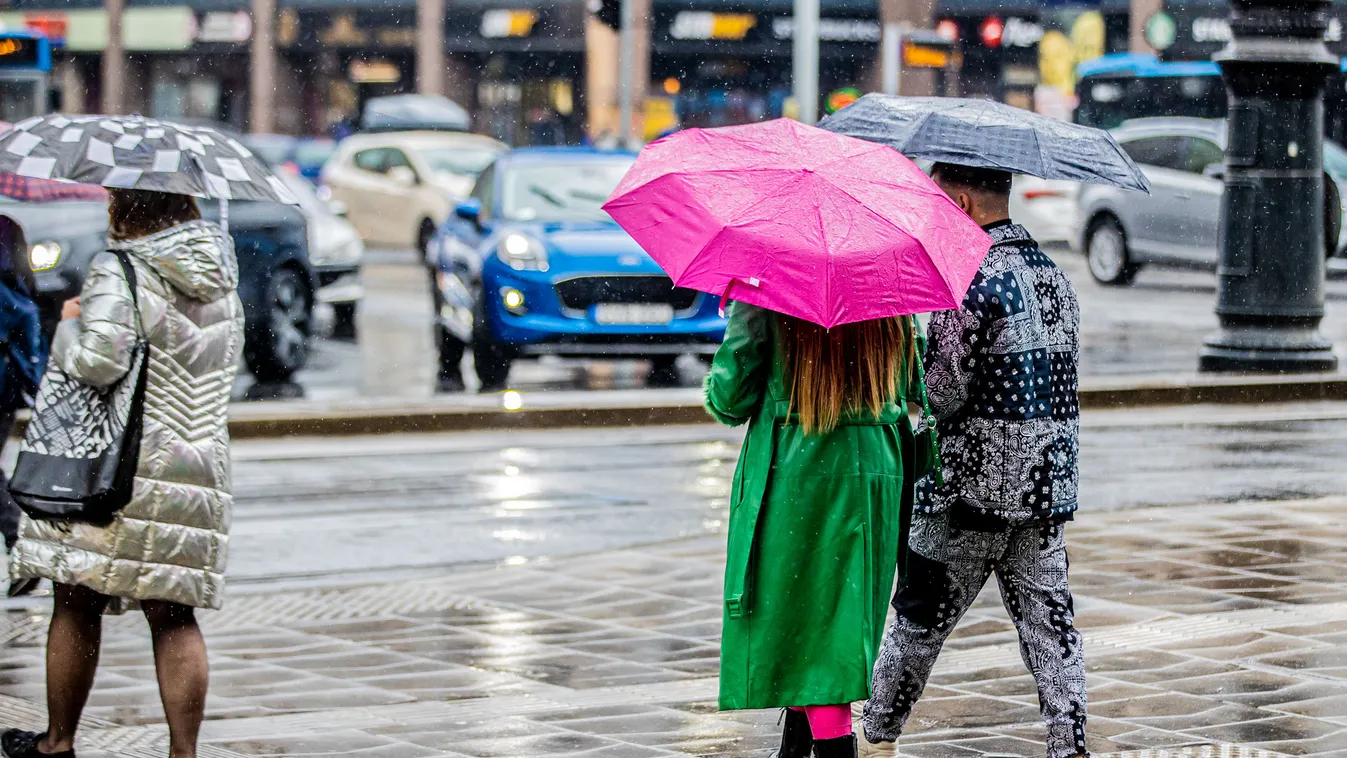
left=1103, top=135, right=1150, bottom=193
left=820, top=176, right=966, bottom=303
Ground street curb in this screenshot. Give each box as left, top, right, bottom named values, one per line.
left=225, top=402, right=712, bottom=439
left=212, top=373, right=1347, bottom=439
left=1077, top=373, right=1347, bottom=409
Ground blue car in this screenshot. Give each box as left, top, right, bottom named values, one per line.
left=430, top=147, right=727, bottom=390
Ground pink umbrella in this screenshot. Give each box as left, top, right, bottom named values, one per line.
left=603, top=118, right=992, bottom=327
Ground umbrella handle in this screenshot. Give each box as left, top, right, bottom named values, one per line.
left=218, top=197, right=229, bottom=237
left=718, top=277, right=761, bottom=318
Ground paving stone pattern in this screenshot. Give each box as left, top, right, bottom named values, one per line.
left=2, top=498, right=1346, bottom=757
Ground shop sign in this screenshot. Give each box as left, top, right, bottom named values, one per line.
left=349, top=60, right=400, bottom=84
left=1190, top=16, right=1229, bottom=44
left=317, top=13, right=415, bottom=48
left=935, top=18, right=958, bottom=42
left=771, top=17, right=879, bottom=43
left=1002, top=65, right=1040, bottom=88
left=0, top=7, right=193, bottom=51
left=1184, top=14, right=1342, bottom=47
left=21, top=14, right=66, bottom=44
left=979, top=16, right=1004, bottom=48
left=977, top=16, right=1042, bottom=49
left=903, top=41, right=952, bottom=69
left=824, top=87, right=861, bottom=114
left=1144, top=11, right=1177, bottom=51
left=197, top=11, right=252, bottom=44
left=0, top=36, right=41, bottom=68
left=481, top=10, right=538, bottom=39
left=1003, top=17, right=1043, bottom=48
left=670, top=12, right=757, bottom=41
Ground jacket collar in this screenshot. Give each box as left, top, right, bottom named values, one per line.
left=984, top=219, right=1034, bottom=248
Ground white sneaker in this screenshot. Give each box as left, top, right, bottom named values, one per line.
left=856, top=735, right=896, bottom=757
left=853, top=706, right=896, bottom=757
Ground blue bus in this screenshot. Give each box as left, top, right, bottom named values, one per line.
left=0, top=32, right=52, bottom=123
left=1074, top=53, right=1347, bottom=143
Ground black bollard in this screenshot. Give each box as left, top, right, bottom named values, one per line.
left=1200, top=0, right=1340, bottom=373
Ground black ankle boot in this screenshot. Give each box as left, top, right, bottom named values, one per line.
left=770, top=709, right=813, bottom=758
left=812, top=734, right=858, bottom=758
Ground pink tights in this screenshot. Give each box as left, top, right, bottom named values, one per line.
left=789, top=704, right=852, bottom=740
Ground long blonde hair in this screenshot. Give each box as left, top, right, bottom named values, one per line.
left=780, top=315, right=916, bottom=435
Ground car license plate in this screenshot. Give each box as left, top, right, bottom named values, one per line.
left=593, top=303, right=674, bottom=325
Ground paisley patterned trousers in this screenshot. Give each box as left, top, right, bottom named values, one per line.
left=863, top=512, right=1088, bottom=758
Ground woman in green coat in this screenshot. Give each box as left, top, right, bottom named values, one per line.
left=706, top=301, right=928, bottom=758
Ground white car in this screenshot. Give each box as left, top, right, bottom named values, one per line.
left=1075, top=117, right=1347, bottom=285
left=320, top=131, right=507, bottom=255
left=275, top=170, right=364, bottom=337
left=1010, top=176, right=1079, bottom=245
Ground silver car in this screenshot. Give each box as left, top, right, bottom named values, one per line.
left=1075, top=117, right=1347, bottom=284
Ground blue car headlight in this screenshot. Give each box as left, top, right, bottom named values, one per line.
left=496, top=233, right=548, bottom=272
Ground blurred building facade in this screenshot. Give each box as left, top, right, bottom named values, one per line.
left=0, top=0, right=1343, bottom=143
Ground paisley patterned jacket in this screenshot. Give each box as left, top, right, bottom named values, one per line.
left=916, top=221, right=1080, bottom=529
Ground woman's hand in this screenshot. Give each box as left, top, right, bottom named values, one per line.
left=60, top=297, right=80, bottom=321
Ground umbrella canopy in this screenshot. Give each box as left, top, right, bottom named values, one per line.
left=819, top=94, right=1150, bottom=193
left=361, top=95, right=471, bottom=133
left=603, top=118, right=992, bottom=328
left=0, top=114, right=298, bottom=204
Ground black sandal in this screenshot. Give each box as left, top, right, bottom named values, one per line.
left=0, top=730, right=75, bottom=758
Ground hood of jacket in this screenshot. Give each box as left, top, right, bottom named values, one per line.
left=110, top=219, right=238, bottom=302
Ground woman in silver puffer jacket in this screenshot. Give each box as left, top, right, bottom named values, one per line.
left=4, top=190, right=242, bottom=758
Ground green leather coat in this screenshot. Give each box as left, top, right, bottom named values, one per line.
left=706, top=302, right=927, bottom=710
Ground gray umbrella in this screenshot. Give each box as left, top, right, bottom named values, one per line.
left=361, top=94, right=471, bottom=133
left=819, top=94, right=1150, bottom=193
left=0, top=114, right=298, bottom=204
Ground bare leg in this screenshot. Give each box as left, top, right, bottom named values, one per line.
left=142, top=601, right=208, bottom=758
left=39, top=583, right=109, bottom=753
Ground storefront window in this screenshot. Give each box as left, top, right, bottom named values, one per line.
left=0, top=79, right=40, bottom=122
left=151, top=78, right=221, bottom=123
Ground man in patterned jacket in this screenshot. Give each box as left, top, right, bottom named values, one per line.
left=864, top=163, right=1087, bottom=758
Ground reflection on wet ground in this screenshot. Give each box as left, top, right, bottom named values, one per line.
left=1, top=498, right=1344, bottom=756
left=1, top=410, right=1346, bottom=756
left=235, top=247, right=1347, bottom=403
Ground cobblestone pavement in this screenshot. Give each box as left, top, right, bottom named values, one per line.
left=1, top=495, right=1346, bottom=757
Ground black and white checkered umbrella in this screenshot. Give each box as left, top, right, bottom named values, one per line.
left=0, top=114, right=298, bottom=204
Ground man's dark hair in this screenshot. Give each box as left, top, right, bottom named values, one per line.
left=931, top=163, right=1013, bottom=197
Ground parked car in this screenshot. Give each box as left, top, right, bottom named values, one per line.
left=1075, top=117, right=1347, bottom=284
left=1010, top=176, right=1079, bottom=245
left=275, top=169, right=363, bottom=338
left=430, top=148, right=727, bottom=391
left=321, top=130, right=507, bottom=255
left=0, top=196, right=315, bottom=381
left=240, top=134, right=338, bottom=185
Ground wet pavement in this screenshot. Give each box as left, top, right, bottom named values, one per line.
left=236, top=246, right=1347, bottom=403
left=2, top=404, right=1347, bottom=756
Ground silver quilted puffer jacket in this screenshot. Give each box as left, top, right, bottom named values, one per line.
left=12, top=219, right=244, bottom=610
